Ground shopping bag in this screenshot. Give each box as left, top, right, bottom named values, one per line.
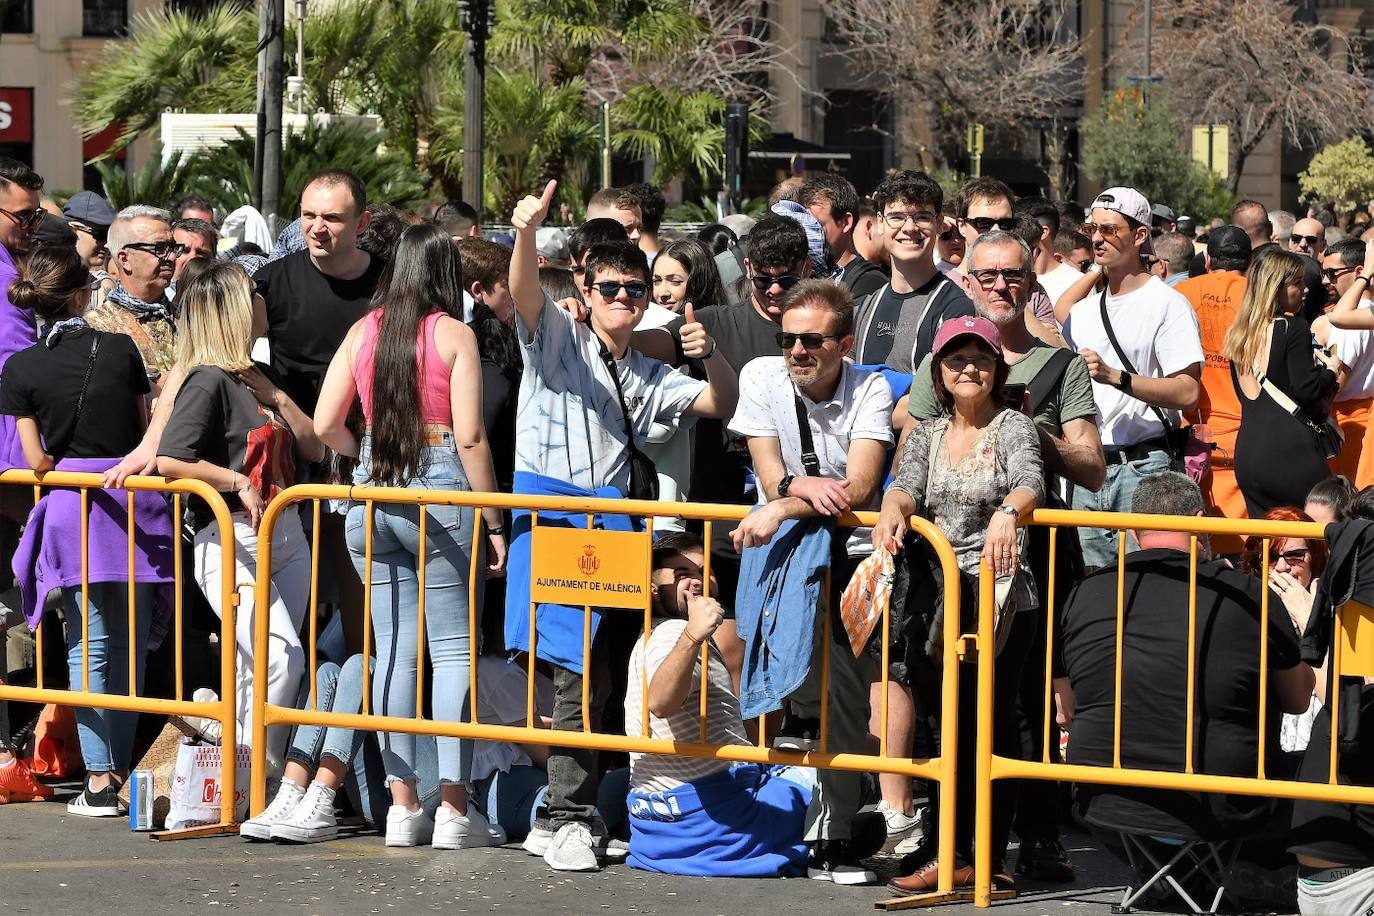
left=165, top=739, right=250, bottom=828
left=23, top=704, right=83, bottom=778
left=839, top=546, right=895, bottom=657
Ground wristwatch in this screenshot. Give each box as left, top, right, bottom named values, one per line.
left=996, top=505, right=1018, bottom=517
left=1113, top=370, right=1133, bottom=393
left=778, top=474, right=796, bottom=498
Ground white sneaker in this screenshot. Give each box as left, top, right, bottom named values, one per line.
left=543, top=822, right=601, bottom=872
left=432, top=804, right=507, bottom=850
left=384, top=804, right=434, bottom=847
left=877, top=801, right=921, bottom=835
left=523, top=825, right=554, bottom=856
left=600, top=836, right=629, bottom=861
left=239, top=779, right=306, bottom=840
left=269, top=781, right=338, bottom=844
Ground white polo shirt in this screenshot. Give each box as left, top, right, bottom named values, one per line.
left=1063, top=275, right=1204, bottom=448
left=728, top=357, right=894, bottom=556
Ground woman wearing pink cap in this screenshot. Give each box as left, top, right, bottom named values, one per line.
left=873, top=314, right=1045, bottom=894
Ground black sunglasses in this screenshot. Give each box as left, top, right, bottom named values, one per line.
left=1322, top=265, right=1358, bottom=282
left=749, top=273, right=803, bottom=292
left=1291, top=233, right=1322, bottom=247
left=0, top=206, right=45, bottom=231
left=70, top=221, right=108, bottom=245
left=939, top=230, right=959, bottom=242
left=124, top=241, right=190, bottom=260
left=776, top=331, right=841, bottom=350
left=961, top=216, right=1018, bottom=235
left=968, top=267, right=1029, bottom=288
left=590, top=280, right=648, bottom=300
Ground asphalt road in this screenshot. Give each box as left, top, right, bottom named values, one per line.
left=0, top=779, right=1241, bottom=916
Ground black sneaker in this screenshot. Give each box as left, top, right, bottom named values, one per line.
left=807, top=839, right=878, bottom=886
left=1014, top=837, right=1074, bottom=883
left=67, top=782, right=124, bottom=818
left=773, top=713, right=820, bottom=751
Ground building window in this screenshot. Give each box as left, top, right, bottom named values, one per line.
left=1, top=0, right=34, bottom=34
left=83, top=0, right=128, bottom=37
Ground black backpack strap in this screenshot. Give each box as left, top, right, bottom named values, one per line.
left=1026, top=347, right=1077, bottom=416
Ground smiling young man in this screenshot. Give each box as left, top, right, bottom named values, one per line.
left=852, top=170, right=974, bottom=372
left=504, top=180, right=737, bottom=874
left=1059, top=187, right=1203, bottom=569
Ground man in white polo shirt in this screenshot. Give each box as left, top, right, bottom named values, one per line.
left=1061, top=187, right=1204, bottom=568
left=728, top=279, right=894, bottom=885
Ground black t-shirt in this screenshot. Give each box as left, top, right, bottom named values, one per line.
left=0, top=328, right=149, bottom=459
left=254, top=250, right=386, bottom=415
left=1059, top=549, right=1303, bottom=835
left=840, top=256, right=889, bottom=300
left=1290, top=686, right=1374, bottom=866
left=159, top=364, right=297, bottom=527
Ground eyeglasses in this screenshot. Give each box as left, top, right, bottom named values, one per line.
left=590, top=280, right=648, bottom=300
left=749, top=273, right=803, bottom=292
left=0, top=206, right=45, bottom=231
left=882, top=210, right=938, bottom=230
left=1080, top=221, right=1129, bottom=239
left=776, top=332, right=842, bottom=350
left=968, top=267, right=1029, bottom=288
left=1322, top=265, right=1359, bottom=282
left=941, top=353, right=998, bottom=372
left=960, top=216, right=1017, bottom=235
left=123, top=242, right=189, bottom=260
left=1291, top=234, right=1322, bottom=248
left=1270, top=547, right=1311, bottom=565
left=70, top=222, right=108, bottom=245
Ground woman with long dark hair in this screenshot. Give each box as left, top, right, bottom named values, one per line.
left=651, top=238, right=729, bottom=313
left=314, top=223, right=507, bottom=850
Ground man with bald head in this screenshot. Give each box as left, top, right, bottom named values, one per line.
left=1289, top=216, right=1328, bottom=259
left=1230, top=200, right=1273, bottom=250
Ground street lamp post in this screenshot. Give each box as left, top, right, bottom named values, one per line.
left=254, top=0, right=285, bottom=230
left=461, top=0, right=488, bottom=216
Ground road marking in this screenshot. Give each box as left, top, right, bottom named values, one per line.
left=0, top=839, right=411, bottom=872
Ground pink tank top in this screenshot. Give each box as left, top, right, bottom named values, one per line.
left=352, top=310, right=452, bottom=427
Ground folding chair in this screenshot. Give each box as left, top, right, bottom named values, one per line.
left=1112, top=829, right=1241, bottom=915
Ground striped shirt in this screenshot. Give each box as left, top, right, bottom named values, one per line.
left=625, top=618, right=749, bottom=793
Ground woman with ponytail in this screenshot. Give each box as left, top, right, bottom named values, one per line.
left=314, top=223, right=507, bottom=850
left=0, top=245, right=175, bottom=815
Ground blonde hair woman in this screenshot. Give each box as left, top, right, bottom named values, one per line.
left=1225, top=248, right=1339, bottom=516
left=157, top=261, right=325, bottom=771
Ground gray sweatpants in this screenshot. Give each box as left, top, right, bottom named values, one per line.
left=1299, top=868, right=1374, bottom=916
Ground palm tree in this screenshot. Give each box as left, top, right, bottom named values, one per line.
left=94, top=142, right=196, bottom=210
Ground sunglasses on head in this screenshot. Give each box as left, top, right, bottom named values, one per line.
left=961, top=216, right=1017, bottom=235
left=124, top=241, right=189, bottom=260
left=590, top=280, right=648, bottom=300
left=749, top=273, right=803, bottom=292
left=1291, top=233, right=1322, bottom=247
left=776, top=331, right=841, bottom=350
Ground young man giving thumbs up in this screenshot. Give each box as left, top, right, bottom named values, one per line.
left=502, top=181, right=738, bottom=872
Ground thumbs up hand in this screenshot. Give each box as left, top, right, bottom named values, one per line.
left=678, top=301, right=715, bottom=360
left=512, top=180, right=557, bottom=232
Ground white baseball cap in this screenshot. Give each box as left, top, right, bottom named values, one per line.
left=1090, top=186, right=1154, bottom=255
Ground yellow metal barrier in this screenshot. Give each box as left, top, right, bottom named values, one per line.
left=971, top=509, right=1369, bottom=907
left=0, top=469, right=239, bottom=837
left=249, top=484, right=970, bottom=904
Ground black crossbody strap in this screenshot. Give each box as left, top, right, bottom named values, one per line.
left=793, top=393, right=822, bottom=477
left=64, top=332, right=101, bottom=459
left=596, top=335, right=644, bottom=458
left=1097, top=289, right=1175, bottom=438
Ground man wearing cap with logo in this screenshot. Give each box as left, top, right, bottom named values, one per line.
left=1060, top=187, right=1203, bottom=568
left=62, top=191, right=117, bottom=304
left=1174, top=226, right=1251, bottom=547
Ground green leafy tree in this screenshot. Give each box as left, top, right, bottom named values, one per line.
left=94, top=142, right=196, bottom=210
left=1299, top=137, right=1374, bottom=211
left=183, top=122, right=430, bottom=215
left=1080, top=87, right=1236, bottom=223
left=611, top=86, right=766, bottom=187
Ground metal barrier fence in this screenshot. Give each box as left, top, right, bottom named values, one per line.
left=971, top=509, right=1372, bottom=908
left=249, top=484, right=975, bottom=906
left=0, top=469, right=239, bottom=837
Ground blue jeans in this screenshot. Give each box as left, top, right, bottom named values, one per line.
left=286, top=655, right=440, bottom=827
left=345, top=438, right=477, bottom=786
left=63, top=583, right=152, bottom=772
left=1070, top=449, right=1171, bottom=568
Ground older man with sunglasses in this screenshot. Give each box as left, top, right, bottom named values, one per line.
left=84, top=205, right=184, bottom=395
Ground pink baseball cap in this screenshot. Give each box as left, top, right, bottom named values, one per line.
left=932, top=315, right=1002, bottom=357
left=1090, top=186, right=1155, bottom=255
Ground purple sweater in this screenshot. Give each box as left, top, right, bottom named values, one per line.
left=0, top=244, right=37, bottom=470
left=11, top=457, right=176, bottom=630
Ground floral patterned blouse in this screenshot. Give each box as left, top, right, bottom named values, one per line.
left=892, top=408, right=1045, bottom=612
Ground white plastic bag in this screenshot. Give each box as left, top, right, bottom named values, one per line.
left=165, top=739, right=250, bottom=828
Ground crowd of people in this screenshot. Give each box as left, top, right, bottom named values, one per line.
left=1, top=153, right=1374, bottom=912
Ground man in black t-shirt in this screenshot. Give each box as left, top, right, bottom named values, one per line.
left=1055, top=472, right=1314, bottom=843
left=250, top=168, right=382, bottom=656
left=799, top=173, right=887, bottom=299
left=251, top=168, right=384, bottom=418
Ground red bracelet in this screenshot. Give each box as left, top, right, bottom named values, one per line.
left=682, top=629, right=704, bottom=647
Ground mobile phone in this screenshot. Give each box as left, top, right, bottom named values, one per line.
left=1002, top=382, right=1028, bottom=411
